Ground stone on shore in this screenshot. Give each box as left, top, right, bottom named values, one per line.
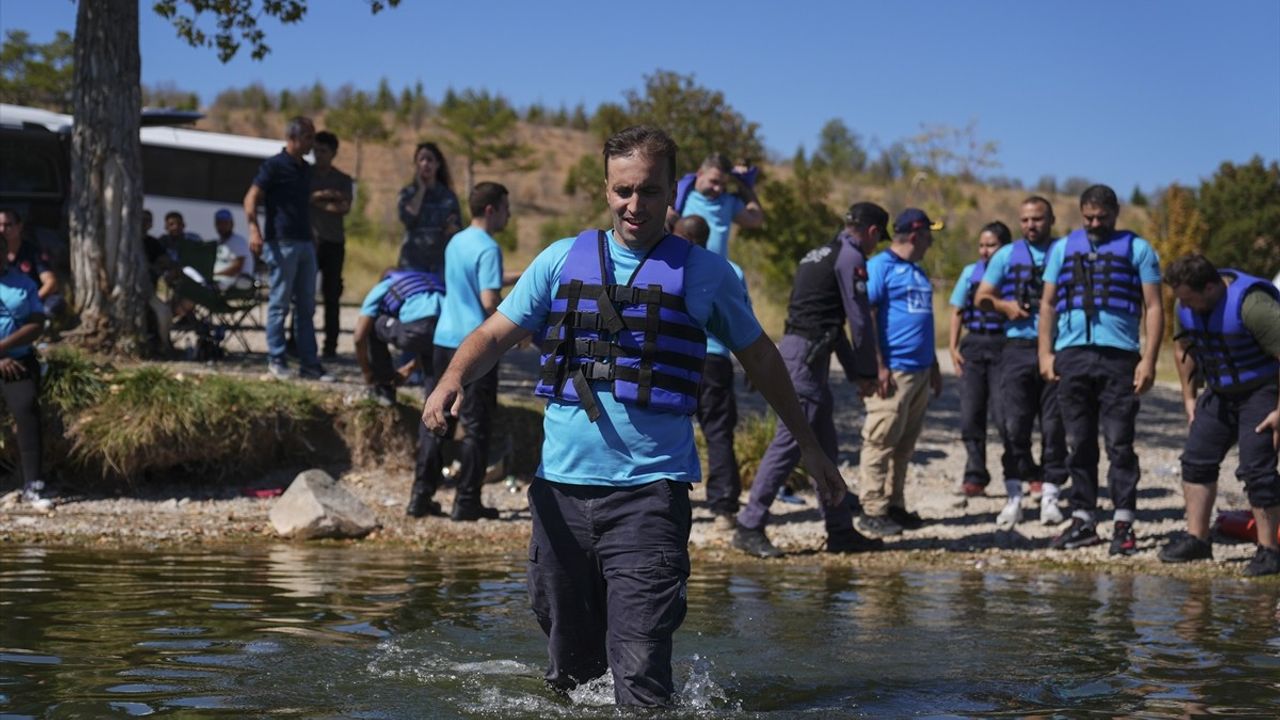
left=269, top=470, right=379, bottom=540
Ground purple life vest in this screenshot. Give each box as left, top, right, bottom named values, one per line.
left=997, top=240, right=1046, bottom=313
left=1176, top=270, right=1280, bottom=392
left=1053, top=229, right=1142, bottom=316
left=960, top=259, right=1005, bottom=333
left=378, top=270, right=444, bottom=316
left=534, top=230, right=706, bottom=420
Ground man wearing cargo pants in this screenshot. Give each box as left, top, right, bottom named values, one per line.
left=422, top=126, right=847, bottom=706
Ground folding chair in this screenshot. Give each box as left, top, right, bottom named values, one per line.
left=170, top=240, right=264, bottom=357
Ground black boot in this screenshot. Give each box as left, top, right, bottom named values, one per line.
left=406, top=480, right=441, bottom=518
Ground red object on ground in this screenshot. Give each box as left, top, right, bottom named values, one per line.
left=1215, top=509, right=1280, bottom=544
left=242, top=487, right=284, bottom=498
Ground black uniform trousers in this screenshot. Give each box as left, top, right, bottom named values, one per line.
left=417, top=345, right=498, bottom=512
left=998, top=340, right=1068, bottom=485
left=957, top=332, right=1008, bottom=486
left=695, top=354, right=741, bottom=515
left=1181, top=382, right=1280, bottom=508
left=1055, top=346, right=1141, bottom=517
left=317, top=241, right=345, bottom=355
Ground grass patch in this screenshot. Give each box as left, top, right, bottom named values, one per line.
left=41, top=346, right=110, bottom=415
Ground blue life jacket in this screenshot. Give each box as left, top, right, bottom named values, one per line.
left=997, top=240, right=1046, bottom=312
left=1176, top=270, right=1280, bottom=392
left=534, top=230, right=707, bottom=421
left=960, top=259, right=1005, bottom=333
left=378, top=269, right=444, bottom=316
left=1054, top=229, right=1142, bottom=316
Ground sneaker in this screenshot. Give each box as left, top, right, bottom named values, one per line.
left=732, top=527, right=783, bottom=558
left=777, top=486, right=806, bottom=505
left=299, top=365, right=336, bottom=383
left=826, top=527, right=884, bottom=553
left=1158, top=532, right=1213, bottom=563
left=451, top=504, right=501, bottom=522
left=406, top=498, right=443, bottom=518
left=961, top=482, right=986, bottom=497
left=1244, top=546, right=1280, bottom=577
left=1040, top=497, right=1065, bottom=525
left=322, top=348, right=338, bottom=360
left=1051, top=517, right=1103, bottom=550
left=712, top=512, right=737, bottom=532
left=996, top=501, right=1023, bottom=530
left=855, top=514, right=903, bottom=537
left=22, top=481, right=53, bottom=512
left=887, top=506, right=924, bottom=530
left=268, top=361, right=293, bottom=380
left=1109, top=521, right=1138, bottom=556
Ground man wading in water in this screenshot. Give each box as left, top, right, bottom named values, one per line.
left=423, top=126, right=845, bottom=706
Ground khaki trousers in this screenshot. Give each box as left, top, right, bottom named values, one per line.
left=859, top=369, right=931, bottom=517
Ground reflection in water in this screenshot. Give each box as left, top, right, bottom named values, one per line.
left=1, top=545, right=1278, bottom=718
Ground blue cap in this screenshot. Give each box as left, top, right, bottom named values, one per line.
left=214, top=208, right=233, bottom=222
left=893, top=208, right=944, bottom=234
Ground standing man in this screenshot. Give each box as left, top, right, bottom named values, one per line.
left=423, top=126, right=847, bottom=707
left=855, top=209, right=944, bottom=538
left=310, top=130, right=353, bottom=359
left=974, top=197, right=1069, bottom=527
left=244, top=116, right=333, bottom=382
left=1, top=208, right=65, bottom=319
left=674, top=215, right=747, bottom=532
left=731, top=203, right=887, bottom=557
left=1159, top=254, right=1280, bottom=576
left=353, top=266, right=446, bottom=515
left=1038, top=184, right=1163, bottom=554
left=667, top=153, right=763, bottom=257
left=423, top=181, right=517, bottom=521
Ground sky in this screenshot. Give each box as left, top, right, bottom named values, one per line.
left=4, top=0, right=1279, bottom=196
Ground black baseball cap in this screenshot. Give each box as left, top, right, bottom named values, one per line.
left=844, top=202, right=891, bottom=242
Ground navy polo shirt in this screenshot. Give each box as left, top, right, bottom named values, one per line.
left=253, top=150, right=313, bottom=242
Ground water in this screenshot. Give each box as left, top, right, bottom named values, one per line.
left=2, top=545, right=1278, bottom=718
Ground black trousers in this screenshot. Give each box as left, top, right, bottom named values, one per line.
left=417, top=345, right=498, bottom=510
left=998, top=341, right=1068, bottom=485
left=695, top=354, right=741, bottom=515
left=1, top=355, right=42, bottom=487
left=527, top=478, right=692, bottom=706
left=369, top=316, right=435, bottom=387
left=958, top=333, right=1007, bottom=486
left=1181, top=383, right=1280, bottom=508
left=317, top=242, right=345, bottom=355
left=1055, top=346, right=1141, bottom=516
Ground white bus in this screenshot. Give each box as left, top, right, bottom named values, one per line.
left=1, top=103, right=283, bottom=241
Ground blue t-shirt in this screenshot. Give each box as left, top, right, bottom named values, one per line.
left=252, top=150, right=312, bottom=242
left=498, top=230, right=762, bottom=486
left=0, top=267, right=44, bottom=358
left=867, top=249, right=935, bottom=371
left=1043, top=233, right=1161, bottom=352
left=681, top=190, right=745, bottom=257
left=434, top=226, right=503, bottom=349
left=707, top=260, right=750, bottom=357
left=948, top=262, right=983, bottom=308
left=359, top=278, right=442, bottom=324
left=982, top=240, right=1053, bottom=340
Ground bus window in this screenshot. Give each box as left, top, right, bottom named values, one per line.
left=0, top=133, right=63, bottom=196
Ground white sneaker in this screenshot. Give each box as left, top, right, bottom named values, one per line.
left=22, top=481, right=53, bottom=512
left=268, top=362, right=293, bottom=380
left=996, top=501, right=1023, bottom=529
left=1040, top=497, right=1064, bottom=525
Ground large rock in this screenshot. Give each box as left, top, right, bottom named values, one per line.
left=269, top=470, right=379, bottom=540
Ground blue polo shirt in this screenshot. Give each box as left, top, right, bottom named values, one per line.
left=359, top=278, right=442, bottom=324
left=867, top=249, right=935, bottom=371
left=1043, top=233, right=1161, bottom=353
left=0, top=267, right=44, bottom=358
left=681, top=190, right=745, bottom=257
left=252, top=150, right=312, bottom=241
left=498, top=230, right=762, bottom=486
left=434, top=226, right=503, bottom=349
left=982, top=239, right=1053, bottom=340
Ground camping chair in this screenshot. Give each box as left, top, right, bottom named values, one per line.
left=170, top=239, right=264, bottom=356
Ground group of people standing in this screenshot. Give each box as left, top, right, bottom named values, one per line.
left=950, top=189, right=1280, bottom=576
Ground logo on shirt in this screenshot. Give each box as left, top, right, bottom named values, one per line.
left=907, top=289, right=931, bottom=313
left=800, top=246, right=833, bottom=265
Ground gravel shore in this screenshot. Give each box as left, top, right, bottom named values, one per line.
left=1, top=340, right=1273, bottom=580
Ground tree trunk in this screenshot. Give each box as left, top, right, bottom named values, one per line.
left=69, top=0, right=149, bottom=354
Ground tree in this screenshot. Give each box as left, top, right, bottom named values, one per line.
left=1196, top=156, right=1280, bottom=278
left=570, top=103, right=590, bottom=131
left=1130, top=185, right=1149, bottom=207
left=438, top=89, right=537, bottom=196
left=410, top=80, right=430, bottom=130
left=812, top=118, right=866, bottom=176
left=142, top=81, right=199, bottom=110
left=67, top=0, right=399, bottom=354
left=324, top=90, right=389, bottom=178
left=1, top=29, right=75, bottom=111
left=306, top=80, right=328, bottom=112
left=623, top=70, right=764, bottom=175
left=374, top=77, right=395, bottom=112
left=905, top=119, right=999, bottom=180
left=589, top=101, right=631, bottom=140
left=1148, top=184, right=1206, bottom=337
left=739, top=149, right=841, bottom=291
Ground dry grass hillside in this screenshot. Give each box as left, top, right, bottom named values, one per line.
left=201, top=110, right=1151, bottom=332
